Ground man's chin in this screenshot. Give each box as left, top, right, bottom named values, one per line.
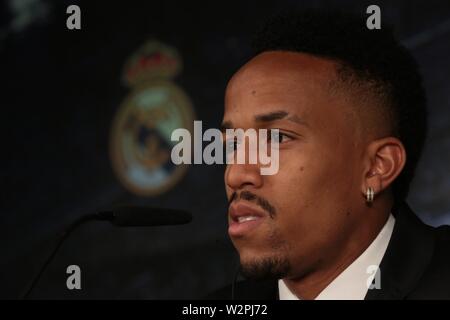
left=239, top=255, right=290, bottom=280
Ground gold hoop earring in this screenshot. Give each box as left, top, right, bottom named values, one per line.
left=366, top=187, right=375, bottom=203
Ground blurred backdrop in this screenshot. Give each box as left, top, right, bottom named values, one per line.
left=1, top=0, right=450, bottom=299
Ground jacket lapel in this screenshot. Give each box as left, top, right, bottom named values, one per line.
left=364, top=201, right=436, bottom=300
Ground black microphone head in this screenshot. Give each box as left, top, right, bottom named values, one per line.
left=110, top=206, right=192, bottom=227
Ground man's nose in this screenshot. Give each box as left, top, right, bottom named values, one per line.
left=225, top=161, right=263, bottom=191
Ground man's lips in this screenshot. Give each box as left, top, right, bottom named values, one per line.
left=228, top=202, right=267, bottom=237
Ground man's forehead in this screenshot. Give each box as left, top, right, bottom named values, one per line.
left=224, top=51, right=338, bottom=123
left=226, top=52, right=337, bottom=101
left=227, top=51, right=338, bottom=89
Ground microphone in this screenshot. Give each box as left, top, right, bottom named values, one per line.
left=21, top=206, right=192, bottom=299
left=99, top=206, right=192, bottom=226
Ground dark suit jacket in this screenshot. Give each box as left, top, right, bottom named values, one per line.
left=208, top=202, right=450, bottom=300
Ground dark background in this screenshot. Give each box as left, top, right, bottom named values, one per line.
left=1, top=0, right=450, bottom=299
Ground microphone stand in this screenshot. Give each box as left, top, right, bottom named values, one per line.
left=20, top=212, right=111, bottom=299
left=19, top=207, right=191, bottom=299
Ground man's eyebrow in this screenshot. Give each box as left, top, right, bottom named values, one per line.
left=254, top=110, right=308, bottom=126
left=220, top=110, right=308, bottom=132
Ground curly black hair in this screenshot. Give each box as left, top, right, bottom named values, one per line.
left=252, top=10, right=427, bottom=201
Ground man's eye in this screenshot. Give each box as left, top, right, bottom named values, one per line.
left=269, top=130, right=292, bottom=144
left=225, top=139, right=239, bottom=151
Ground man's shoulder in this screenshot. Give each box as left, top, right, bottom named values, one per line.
left=426, top=224, right=450, bottom=274
left=410, top=224, right=450, bottom=298
left=416, top=222, right=450, bottom=270
left=435, top=224, right=450, bottom=241
left=205, top=279, right=278, bottom=300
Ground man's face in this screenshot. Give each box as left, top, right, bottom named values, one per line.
left=223, top=51, right=366, bottom=280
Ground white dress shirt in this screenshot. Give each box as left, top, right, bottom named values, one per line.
left=278, top=214, right=395, bottom=300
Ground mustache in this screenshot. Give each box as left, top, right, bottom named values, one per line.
left=228, top=190, right=276, bottom=218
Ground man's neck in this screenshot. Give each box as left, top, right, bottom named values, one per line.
left=283, top=201, right=392, bottom=300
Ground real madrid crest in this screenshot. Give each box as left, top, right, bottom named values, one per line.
left=110, top=41, right=195, bottom=196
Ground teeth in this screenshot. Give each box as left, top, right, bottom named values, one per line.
left=237, top=216, right=259, bottom=223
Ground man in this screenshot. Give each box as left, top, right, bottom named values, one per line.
left=209, top=10, right=450, bottom=299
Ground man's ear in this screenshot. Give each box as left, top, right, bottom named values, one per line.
left=361, top=137, right=406, bottom=197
